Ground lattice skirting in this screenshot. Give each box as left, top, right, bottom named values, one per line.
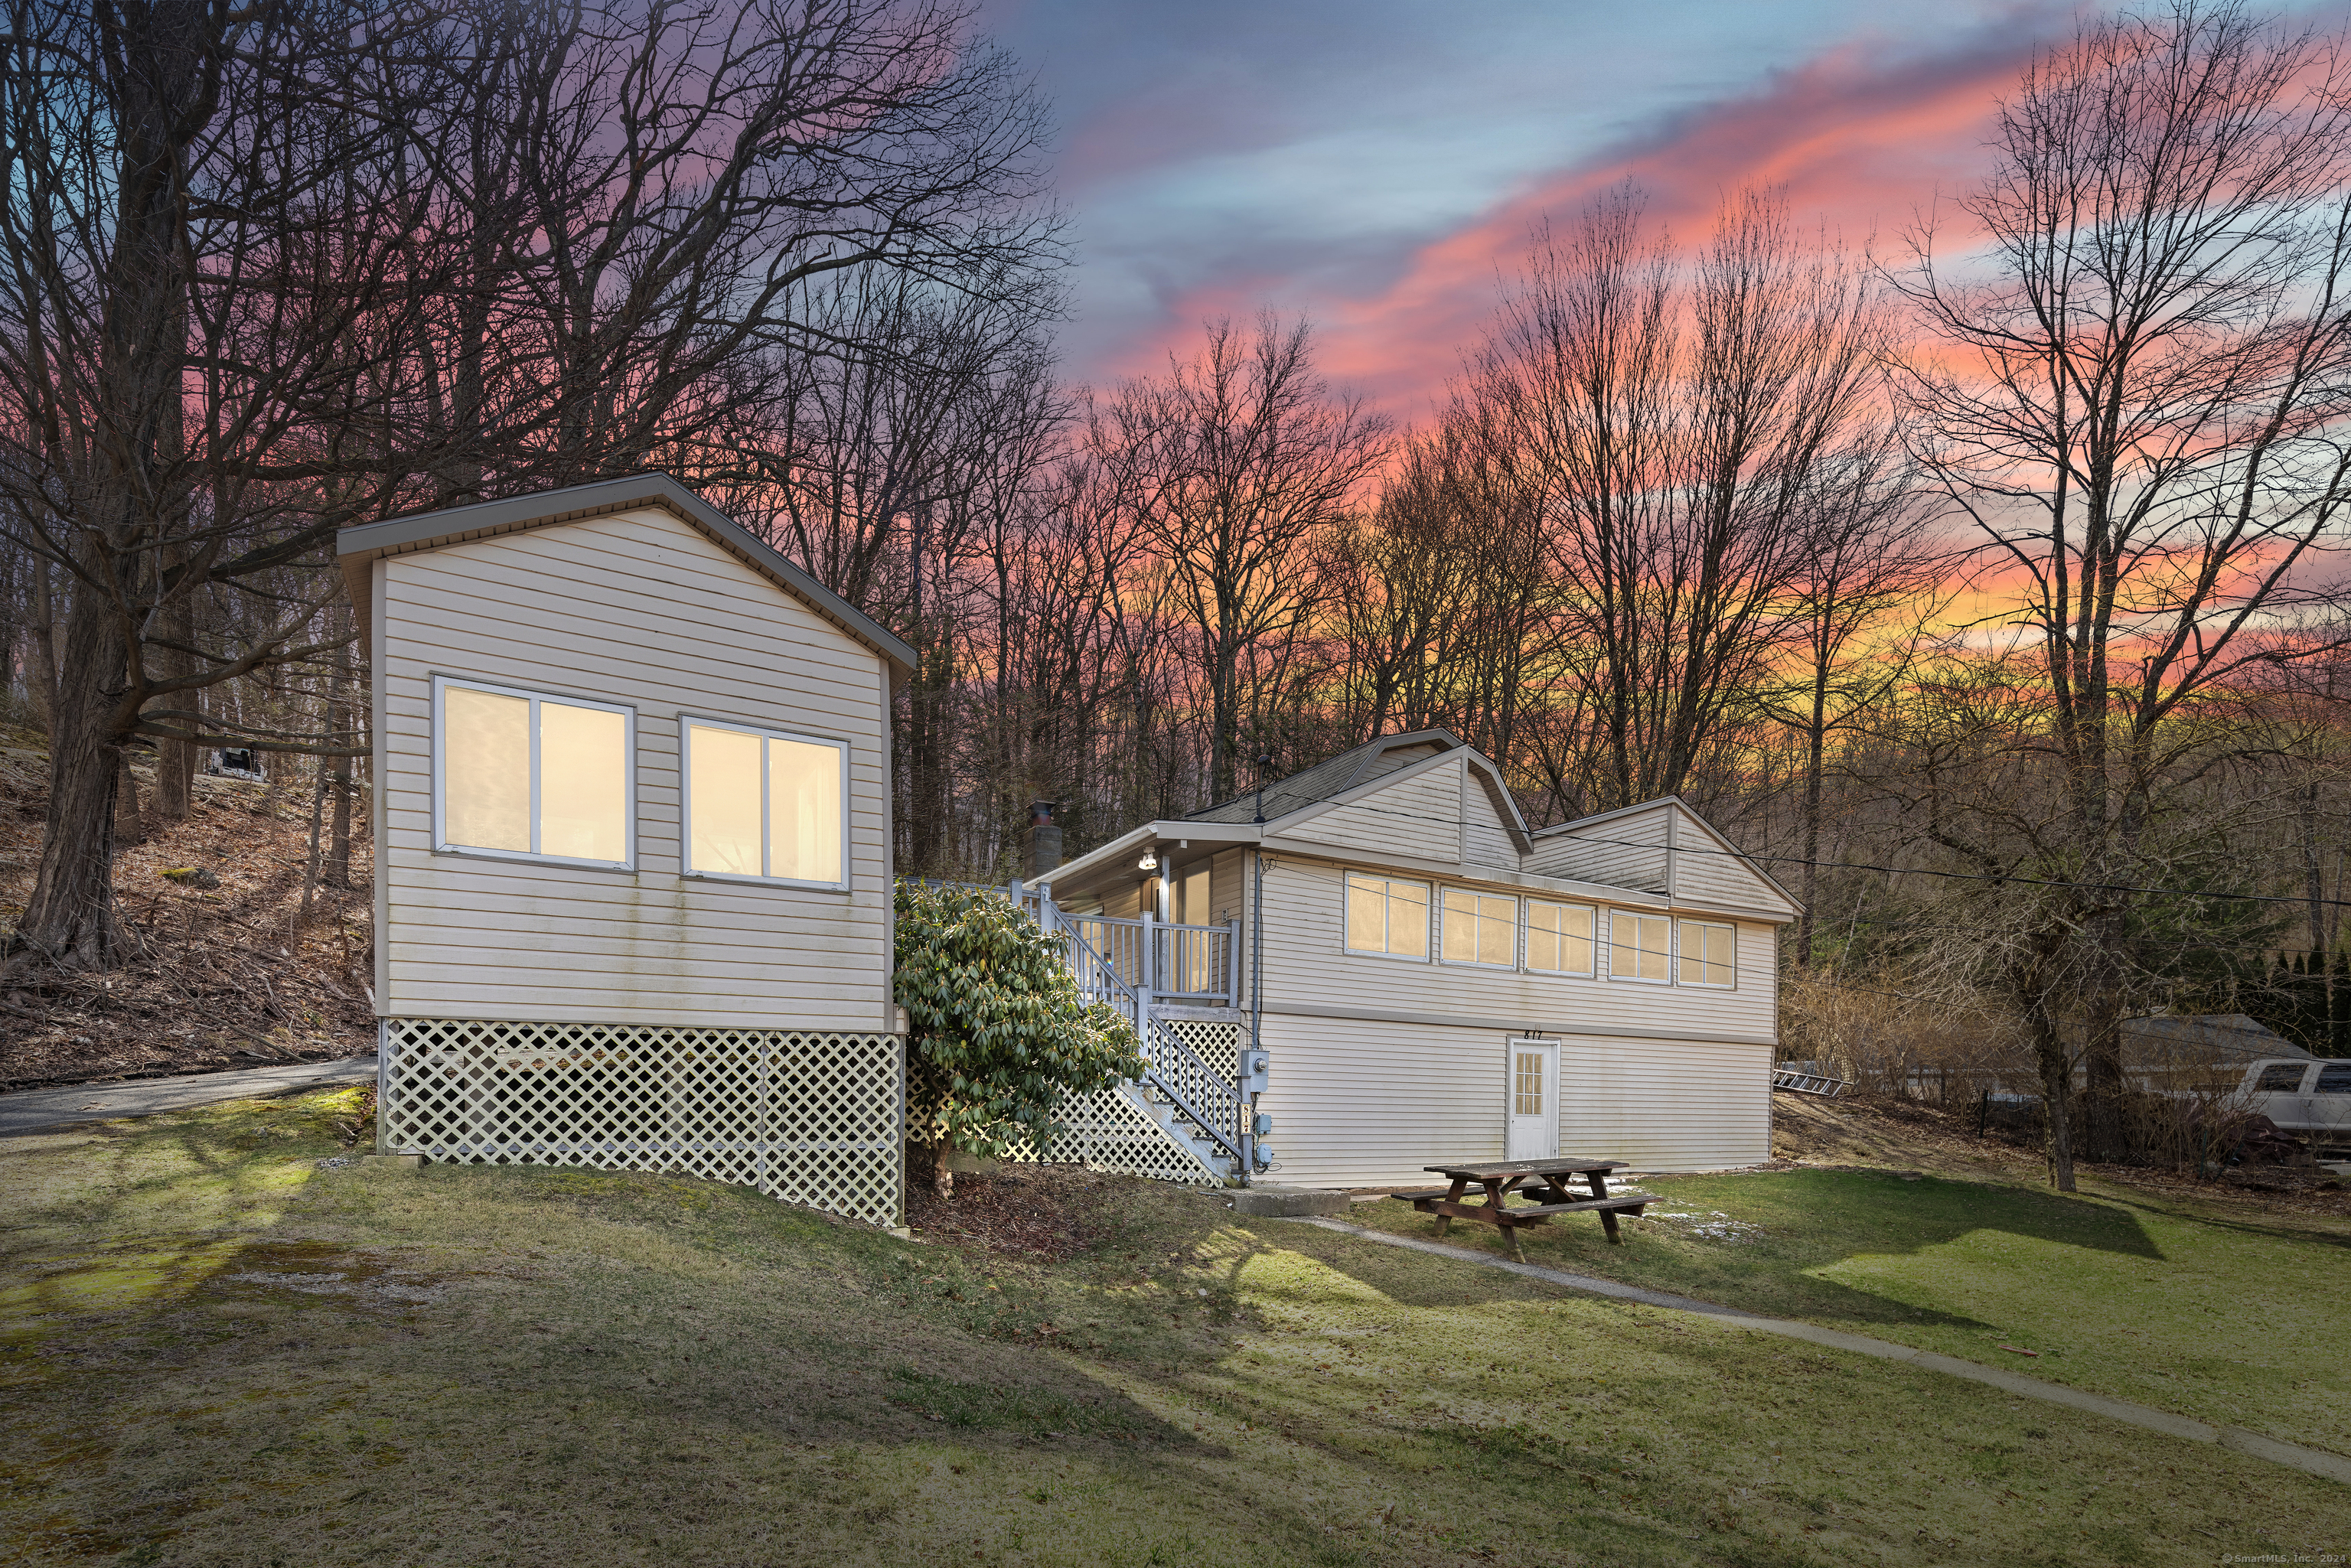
left=379, top=1019, right=903, bottom=1227
left=1163, top=1019, right=1240, bottom=1077
left=1009, top=1082, right=1224, bottom=1187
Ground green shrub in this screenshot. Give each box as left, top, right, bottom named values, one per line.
left=893, top=880, right=1146, bottom=1195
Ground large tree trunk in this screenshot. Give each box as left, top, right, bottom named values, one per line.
left=2013, top=930, right=2078, bottom=1191
left=14, top=597, right=129, bottom=970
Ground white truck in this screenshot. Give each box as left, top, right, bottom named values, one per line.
left=2237, top=1058, right=2351, bottom=1158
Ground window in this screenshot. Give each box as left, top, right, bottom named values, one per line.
left=1441, top=888, right=1518, bottom=967
left=2256, top=1063, right=2312, bottom=1093
left=435, top=677, right=631, bottom=867
left=683, top=719, right=847, bottom=887
left=1345, top=872, right=1429, bottom=959
left=2317, top=1064, right=2351, bottom=1094
left=1525, top=901, right=1596, bottom=976
left=1679, top=921, right=1736, bottom=988
left=1608, top=911, right=1670, bottom=983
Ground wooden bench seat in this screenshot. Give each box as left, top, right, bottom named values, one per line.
left=1504, top=1196, right=1650, bottom=1218
left=1387, top=1188, right=1458, bottom=1201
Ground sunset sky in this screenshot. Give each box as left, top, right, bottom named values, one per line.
left=981, top=0, right=2336, bottom=419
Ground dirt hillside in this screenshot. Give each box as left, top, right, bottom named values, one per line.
left=0, top=728, right=375, bottom=1089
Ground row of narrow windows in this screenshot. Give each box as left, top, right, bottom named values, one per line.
left=1345, top=872, right=1736, bottom=988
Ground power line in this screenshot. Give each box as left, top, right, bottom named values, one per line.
left=1297, top=795, right=2351, bottom=912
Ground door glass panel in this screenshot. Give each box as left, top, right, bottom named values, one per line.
left=688, top=725, right=763, bottom=875
left=1515, top=1051, right=1544, bottom=1116
left=443, top=686, right=529, bottom=851
left=539, top=701, right=627, bottom=861
left=2315, top=1064, right=2351, bottom=1094
left=2257, top=1063, right=2312, bottom=1092
left=768, top=736, right=843, bottom=883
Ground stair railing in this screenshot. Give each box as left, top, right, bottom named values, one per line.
left=1034, top=901, right=1245, bottom=1167
left=918, top=878, right=1248, bottom=1169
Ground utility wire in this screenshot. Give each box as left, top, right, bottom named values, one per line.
left=1290, top=796, right=2351, bottom=911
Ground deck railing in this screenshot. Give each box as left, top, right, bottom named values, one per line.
left=1058, top=913, right=1240, bottom=1007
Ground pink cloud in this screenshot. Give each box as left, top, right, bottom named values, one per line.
left=1114, top=25, right=2053, bottom=420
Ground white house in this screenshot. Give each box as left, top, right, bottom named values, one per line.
left=340, top=474, right=914, bottom=1225
left=1026, top=730, right=1796, bottom=1188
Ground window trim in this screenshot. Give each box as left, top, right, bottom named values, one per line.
left=1605, top=908, right=1673, bottom=986
left=1343, top=871, right=1433, bottom=961
left=679, top=715, right=853, bottom=892
left=1439, top=885, right=1521, bottom=970
left=1523, top=898, right=1599, bottom=979
left=1677, top=918, right=1737, bottom=989
left=432, top=673, right=637, bottom=871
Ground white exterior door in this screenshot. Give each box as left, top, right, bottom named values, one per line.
left=1506, top=1038, right=1560, bottom=1162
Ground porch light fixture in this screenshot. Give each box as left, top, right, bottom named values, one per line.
left=1137, top=848, right=1159, bottom=872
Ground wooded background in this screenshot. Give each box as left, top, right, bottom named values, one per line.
left=6, top=0, right=2351, bottom=1182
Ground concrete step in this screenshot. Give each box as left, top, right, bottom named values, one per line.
left=1192, top=1185, right=1348, bottom=1218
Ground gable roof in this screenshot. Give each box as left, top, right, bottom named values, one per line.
left=1531, top=794, right=1802, bottom=914
left=335, top=472, right=915, bottom=676
left=1186, top=729, right=1469, bottom=824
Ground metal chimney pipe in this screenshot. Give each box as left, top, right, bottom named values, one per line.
left=1026, top=800, right=1062, bottom=879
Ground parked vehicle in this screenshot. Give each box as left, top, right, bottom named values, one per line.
left=2236, top=1058, right=2351, bottom=1156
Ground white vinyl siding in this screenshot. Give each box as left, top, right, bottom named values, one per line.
left=682, top=717, right=849, bottom=889
left=1441, top=887, right=1517, bottom=967
left=433, top=676, right=634, bottom=869
left=376, top=507, right=893, bottom=1032
left=1524, top=804, right=1671, bottom=892
left=1254, top=1014, right=1772, bottom=1185
left=1679, top=920, right=1736, bottom=988
left=1293, top=758, right=1462, bottom=861
left=1524, top=900, right=1596, bottom=976
left=1609, top=911, right=1671, bottom=983
left=1345, top=872, right=1430, bottom=959
left=1668, top=804, right=1798, bottom=915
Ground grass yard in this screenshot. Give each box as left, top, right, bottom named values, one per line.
left=1345, top=1162, right=2351, bottom=1455
left=3, top=1091, right=2346, bottom=1568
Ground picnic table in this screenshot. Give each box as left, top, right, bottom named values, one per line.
left=1390, top=1157, right=1649, bottom=1260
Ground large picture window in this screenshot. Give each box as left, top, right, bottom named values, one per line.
left=1441, top=888, right=1518, bottom=967
left=683, top=719, right=847, bottom=888
left=1345, top=872, right=1429, bottom=959
left=1524, top=901, right=1596, bottom=976
left=1679, top=921, right=1736, bottom=987
left=1608, top=911, right=1671, bottom=983
left=435, top=677, right=633, bottom=867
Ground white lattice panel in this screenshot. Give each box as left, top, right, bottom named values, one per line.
left=380, top=1019, right=902, bottom=1227
left=1163, top=1019, right=1241, bottom=1078
left=1009, top=1081, right=1224, bottom=1187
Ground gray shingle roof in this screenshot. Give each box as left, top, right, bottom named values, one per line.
left=1184, top=731, right=1459, bottom=823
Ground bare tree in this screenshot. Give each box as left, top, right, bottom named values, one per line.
left=1469, top=186, right=1890, bottom=813
left=1750, top=434, right=1943, bottom=966
left=1092, top=316, right=1391, bottom=802
left=0, top=0, right=1060, bottom=974
left=1890, top=0, right=2351, bottom=1181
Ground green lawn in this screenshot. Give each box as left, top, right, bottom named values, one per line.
left=1345, top=1167, right=2351, bottom=1454
left=3, top=1093, right=2346, bottom=1567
